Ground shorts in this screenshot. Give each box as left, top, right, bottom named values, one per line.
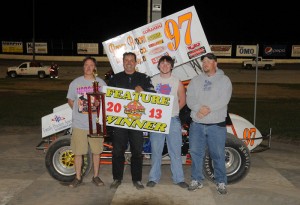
left=71, top=127, right=104, bottom=155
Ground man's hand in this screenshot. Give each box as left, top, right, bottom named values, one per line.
left=135, top=85, right=143, bottom=93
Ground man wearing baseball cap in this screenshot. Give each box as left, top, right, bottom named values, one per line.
left=186, top=52, right=232, bottom=195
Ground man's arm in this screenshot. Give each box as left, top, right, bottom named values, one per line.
left=68, top=99, right=74, bottom=109
left=177, top=81, right=186, bottom=110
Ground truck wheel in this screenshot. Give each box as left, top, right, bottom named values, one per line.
left=45, top=135, right=92, bottom=182
left=245, top=64, right=252, bottom=69
left=38, top=71, right=46, bottom=78
left=9, top=72, right=17, bottom=78
left=264, top=64, right=272, bottom=70
left=203, top=133, right=251, bottom=184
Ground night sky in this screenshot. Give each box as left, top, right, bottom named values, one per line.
left=1, top=0, right=299, bottom=45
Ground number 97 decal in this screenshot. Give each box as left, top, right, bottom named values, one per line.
left=164, top=12, right=192, bottom=51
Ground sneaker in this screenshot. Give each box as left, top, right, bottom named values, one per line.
left=69, top=177, right=82, bottom=188
left=92, top=176, right=104, bottom=186
left=133, top=181, right=145, bottom=190
left=216, top=183, right=227, bottom=195
left=110, top=180, right=121, bottom=189
left=176, top=182, right=189, bottom=188
left=146, top=181, right=156, bottom=188
left=188, top=180, right=203, bottom=191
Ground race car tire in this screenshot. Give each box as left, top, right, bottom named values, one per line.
left=203, top=133, right=251, bottom=184
left=45, top=135, right=92, bottom=182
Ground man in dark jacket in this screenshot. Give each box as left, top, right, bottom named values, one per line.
left=108, top=52, right=155, bottom=190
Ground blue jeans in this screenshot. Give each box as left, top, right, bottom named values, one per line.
left=148, top=117, right=185, bottom=184
left=189, top=121, right=227, bottom=184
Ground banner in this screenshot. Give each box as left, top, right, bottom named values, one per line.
left=236, top=45, right=258, bottom=57
left=101, top=86, right=174, bottom=134
left=210, top=45, right=232, bottom=56
left=263, top=45, right=286, bottom=57
left=2, top=41, right=23, bottom=53
left=77, top=43, right=99, bottom=54
left=291, top=45, right=300, bottom=57
left=102, top=6, right=210, bottom=77
left=27, top=42, right=48, bottom=54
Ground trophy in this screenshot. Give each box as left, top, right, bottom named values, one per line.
left=86, top=69, right=107, bottom=138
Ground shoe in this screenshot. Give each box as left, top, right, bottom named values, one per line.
left=176, top=182, right=189, bottom=188
left=133, top=181, right=145, bottom=190
left=69, top=177, right=82, bottom=188
left=188, top=180, right=203, bottom=191
left=216, top=183, right=227, bottom=195
left=92, top=176, right=104, bottom=186
left=110, top=180, right=121, bottom=189
left=146, top=181, right=156, bottom=188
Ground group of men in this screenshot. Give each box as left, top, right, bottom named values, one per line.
left=66, top=52, right=232, bottom=195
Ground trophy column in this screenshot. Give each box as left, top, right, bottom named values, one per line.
left=86, top=81, right=107, bottom=138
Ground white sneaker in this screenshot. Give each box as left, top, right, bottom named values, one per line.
left=188, top=180, right=203, bottom=191
left=216, top=183, right=227, bottom=195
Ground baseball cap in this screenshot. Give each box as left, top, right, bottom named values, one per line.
left=201, top=53, right=217, bottom=62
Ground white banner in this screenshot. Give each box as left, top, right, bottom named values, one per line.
left=236, top=45, right=258, bottom=57
left=291, top=45, right=300, bottom=57
left=210, top=45, right=232, bottom=56
left=101, top=86, right=174, bottom=134
left=102, top=6, right=210, bottom=77
left=77, top=43, right=99, bottom=54
left=27, top=42, right=48, bottom=54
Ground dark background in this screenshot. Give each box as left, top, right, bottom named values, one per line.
left=1, top=0, right=299, bottom=45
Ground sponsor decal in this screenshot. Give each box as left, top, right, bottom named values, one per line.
left=147, top=32, right=162, bottom=42
left=124, top=101, right=146, bottom=120
left=135, top=36, right=147, bottom=45
left=142, top=23, right=162, bottom=34
left=51, top=115, right=66, bottom=123
left=149, top=46, right=166, bottom=55
left=108, top=43, right=126, bottom=54
left=187, top=47, right=206, bottom=59
left=186, top=42, right=201, bottom=51
left=148, top=39, right=164, bottom=48
left=151, top=52, right=170, bottom=64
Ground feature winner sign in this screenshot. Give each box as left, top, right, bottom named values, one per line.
left=102, top=6, right=210, bottom=77
left=101, top=86, right=174, bottom=134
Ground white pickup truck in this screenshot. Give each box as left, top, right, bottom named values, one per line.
left=242, top=57, right=275, bottom=70
left=7, top=61, right=51, bottom=78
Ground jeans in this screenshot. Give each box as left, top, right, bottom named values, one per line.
left=148, top=117, right=185, bottom=184
left=189, top=121, right=227, bottom=184
left=112, top=127, right=144, bottom=181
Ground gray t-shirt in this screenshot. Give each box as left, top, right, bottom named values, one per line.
left=66, top=76, right=107, bottom=130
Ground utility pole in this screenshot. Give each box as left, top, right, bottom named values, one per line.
left=32, top=0, right=36, bottom=62
left=147, top=0, right=162, bottom=23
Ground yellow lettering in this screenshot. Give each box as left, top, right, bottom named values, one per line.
left=140, top=93, right=151, bottom=103
left=106, top=88, right=114, bottom=97
left=114, top=90, right=123, bottom=99
left=150, top=95, right=161, bottom=104
left=132, top=92, right=141, bottom=101
left=160, top=96, right=170, bottom=106
left=123, top=91, right=133, bottom=100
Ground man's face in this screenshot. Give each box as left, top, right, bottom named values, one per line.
left=159, top=60, right=172, bottom=74
left=83, top=59, right=96, bottom=76
left=201, top=57, right=217, bottom=75
left=123, top=55, right=137, bottom=74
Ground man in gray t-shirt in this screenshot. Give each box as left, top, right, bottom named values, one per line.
left=67, top=56, right=107, bottom=188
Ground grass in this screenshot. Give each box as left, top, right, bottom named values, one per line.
left=0, top=78, right=299, bottom=142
